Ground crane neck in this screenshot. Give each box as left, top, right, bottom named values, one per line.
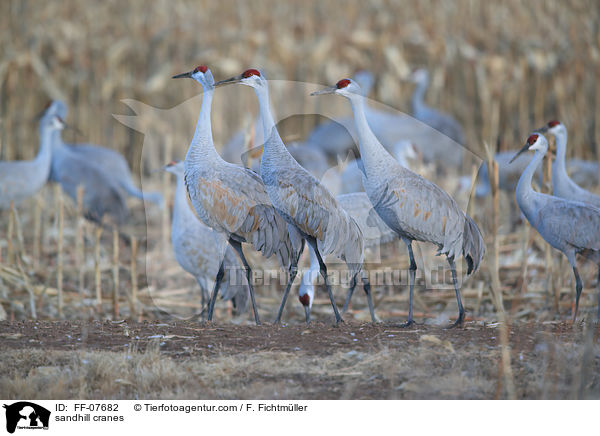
left=186, top=86, right=221, bottom=165
left=551, top=128, right=569, bottom=183
left=254, top=84, right=296, bottom=176
left=347, top=93, right=392, bottom=171
left=516, top=149, right=545, bottom=221
left=254, top=85, right=282, bottom=147
left=411, top=79, right=428, bottom=115
left=172, top=171, right=195, bottom=228
left=38, top=121, right=56, bottom=164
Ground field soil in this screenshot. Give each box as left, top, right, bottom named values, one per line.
left=1, top=320, right=598, bottom=399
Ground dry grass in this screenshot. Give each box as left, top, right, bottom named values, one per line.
left=0, top=324, right=598, bottom=400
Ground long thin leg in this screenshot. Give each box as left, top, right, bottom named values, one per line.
left=447, top=257, right=465, bottom=328
left=573, top=266, right=583, bottom=323
left=342, top=274, right=358, bottom=313
left=361, top=272, right=377, bottom=322
left=274, top=262, right=299, bottom=324
left=307, top=237, right=343, bottom=323
left=397, top=240, right=417, bottom=327
left=229, top=239, right=261, bottom=325
left=207, top=260, right=225, bottom=321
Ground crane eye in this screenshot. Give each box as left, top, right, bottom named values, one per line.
left=336, top=79, right=351, bottom=89
left=527, top=134, right=539, bottom=145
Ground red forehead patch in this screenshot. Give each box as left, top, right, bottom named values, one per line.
left=298, top=294, right=310, bottom=307
left=548, top=120, right=560, bottom=127
left=527, top=134, right=539, bottom=145
left=242, top=69, right=261, bottom=78
left=194, top=65, right=208, bottom=73
left=336, top=79, right=351, bottom=89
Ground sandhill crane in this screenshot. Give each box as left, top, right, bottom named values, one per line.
left=567, top=158, right=599, bottom=188
left=173, top=65, right=302, bottom=325
left=0, top=113, right=64, bottom=210
left=409, top=68, right=465, bottom=147
left=511, top=133, right=600, bottom=320
left=164, top=160, right=249, bottom=317
left=216, top=69, right=374, bottom=324
left=540, top=120, right=600, bottom=208
left=43, top=101, right=129, bottom=225
left=313, top=78, right=484, bottom=327
left=49, top=101, right=163, bottom=207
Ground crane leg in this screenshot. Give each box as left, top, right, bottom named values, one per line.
left=229, top=239, right=261, bottom=325
left=207, top=260, right=225, bottom=322
left=572, top=266, right=583, bottom=323
left=307, top=237, right=343, bottom=324
left=397, top=241, right=417, bottom=328
left=342, top=274, right=358, bottom=313
left=447, top=257, right=465, bottom=328
left=361, top=272, right=377, bottom=323
left=274, top=262, right=299, bottom=324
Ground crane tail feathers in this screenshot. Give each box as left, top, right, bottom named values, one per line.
left=462, top=214, right=485, bottom=275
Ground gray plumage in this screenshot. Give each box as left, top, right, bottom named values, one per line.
left=219, top=69, right=375, bottom=324
left=176, top=66, right=301, bottom=325
left=49, top=101, right=163, bottom=207
left=475, top=149, right=543, bottom=197
left=567, top=158, right=599, bottom=188
left=313, top=78, right=484, bottom=327
left=0, top=113, right=63, bottom=210
left=410, top=68, right=465, bottom=148
left=165, top=161, right=249, bottom=315
left=512, top=132, right=600, bottom=320
left=336, top=192, right=396, bottom=247
left=44, top=101, right=129, bottom=225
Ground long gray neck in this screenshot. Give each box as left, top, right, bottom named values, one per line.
left=185, top=86, right=221, bottom=165
left=516, top=149, right=545, bottom=223
left=255, top=85, right=296, bottom=175
left=411, top=78, right=428, bottom=115
left=552, top=128, right=569, bottom=185
left=172, top=171, right=195, bottom=229
left=37, top=123, right=55, bottom=165
left=348, top=94, right=392, bottom=171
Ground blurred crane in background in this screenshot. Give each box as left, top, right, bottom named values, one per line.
left=0, top=113, right=64, bottom=210
left=44, top=101, right=129, bottom=226
left=313, top=78, right=484, bottom=327
left=164, top=160, right=249, bottom=318
left=49, top=101, right=164, bottom=208
left=511, top=133, right=600, bottom=320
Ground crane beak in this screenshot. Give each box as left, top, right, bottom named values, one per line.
left=214, top=74, right=243, bottom=87
left=537, top=125, right=549, bottom=133
left=509, top=142, right=531, bottom=163
left=172, top=70, right=193, bottom=79
left=310, top=86, right=337, bottom=96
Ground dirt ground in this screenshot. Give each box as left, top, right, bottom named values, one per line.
left=1, top=320, right=598, bottom=400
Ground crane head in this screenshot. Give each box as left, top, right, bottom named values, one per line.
left=310, top=78, right=362, bottom=98
left=510, top=133, right=548, bottom=163
left=298, top=273, right=314, bottom=325
left=538, top=119, right=564, bottom=135
left=409, top=68, right=429, bottom=85
left=214, top=68, right=265, bottom=89
left=163, top=160, right=184, bottom=175
left=172, top=65, right=215, bottom=87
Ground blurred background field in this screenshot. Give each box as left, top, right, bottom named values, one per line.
left=0, top=0, right=600, bottom=324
